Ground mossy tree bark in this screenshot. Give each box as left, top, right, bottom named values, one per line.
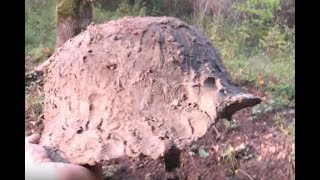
left=56, top=0, right=93, bottom=48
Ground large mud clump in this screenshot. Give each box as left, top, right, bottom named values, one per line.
left=40, top=16, right=261, bottom=166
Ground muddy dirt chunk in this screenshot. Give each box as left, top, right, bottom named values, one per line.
left=40, top=16, right=261, bottom=165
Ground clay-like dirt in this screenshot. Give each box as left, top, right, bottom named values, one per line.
left=39, top=16, right=261, bottom=165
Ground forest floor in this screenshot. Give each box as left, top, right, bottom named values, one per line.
left=25, top=61, right=295, bottom=180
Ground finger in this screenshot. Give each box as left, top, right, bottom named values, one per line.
left=56, top=163, right=103, bottom=180
left=25, top=143, right=53, bottom=163
left=25, top=134, right=41, bottom=144
left=35, top=162, right=102, bottom=180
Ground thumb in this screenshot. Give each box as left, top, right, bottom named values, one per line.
left=26, top=162, right=102, bottom=180
left=26, top=134, right=41, bottom=144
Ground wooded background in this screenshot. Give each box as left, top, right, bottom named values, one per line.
left=25, top=0, right=295, bottom=130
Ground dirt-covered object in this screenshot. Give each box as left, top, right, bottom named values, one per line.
left=40, top=16, right=261, bottom=165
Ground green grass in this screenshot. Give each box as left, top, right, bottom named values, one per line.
left=25, top=0, right=56, bottom=62
left=220, top=144, right=238, bottom=171
left=92, top=1, right=148, bottom=24
left=92, top=5, right=115, bottom=24
left=272, top=112, right=295, bottom=141
left=25, top=92, right=44, bottom=119
left=189, top=15, right=295, bottom=112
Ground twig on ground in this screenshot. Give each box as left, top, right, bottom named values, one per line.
left=236, top=169, right=254, bottom=180
left=212, top=125, right=221, bottom=139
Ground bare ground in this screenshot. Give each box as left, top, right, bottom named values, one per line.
left=25, top=73, right=295, bottom=180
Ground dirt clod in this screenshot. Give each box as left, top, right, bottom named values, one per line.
left=39, top=16, right=261, bottom=165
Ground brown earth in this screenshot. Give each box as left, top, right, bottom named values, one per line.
left=99, top=108, right=295, bottom=180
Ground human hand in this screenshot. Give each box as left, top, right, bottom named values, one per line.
left=25, top=134, right=103, bottom=180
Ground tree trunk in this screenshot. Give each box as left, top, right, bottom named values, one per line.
left=56, top=0, right=92, bottom=48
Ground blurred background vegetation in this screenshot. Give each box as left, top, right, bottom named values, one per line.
left=25, top=0, right=295, bottom=115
